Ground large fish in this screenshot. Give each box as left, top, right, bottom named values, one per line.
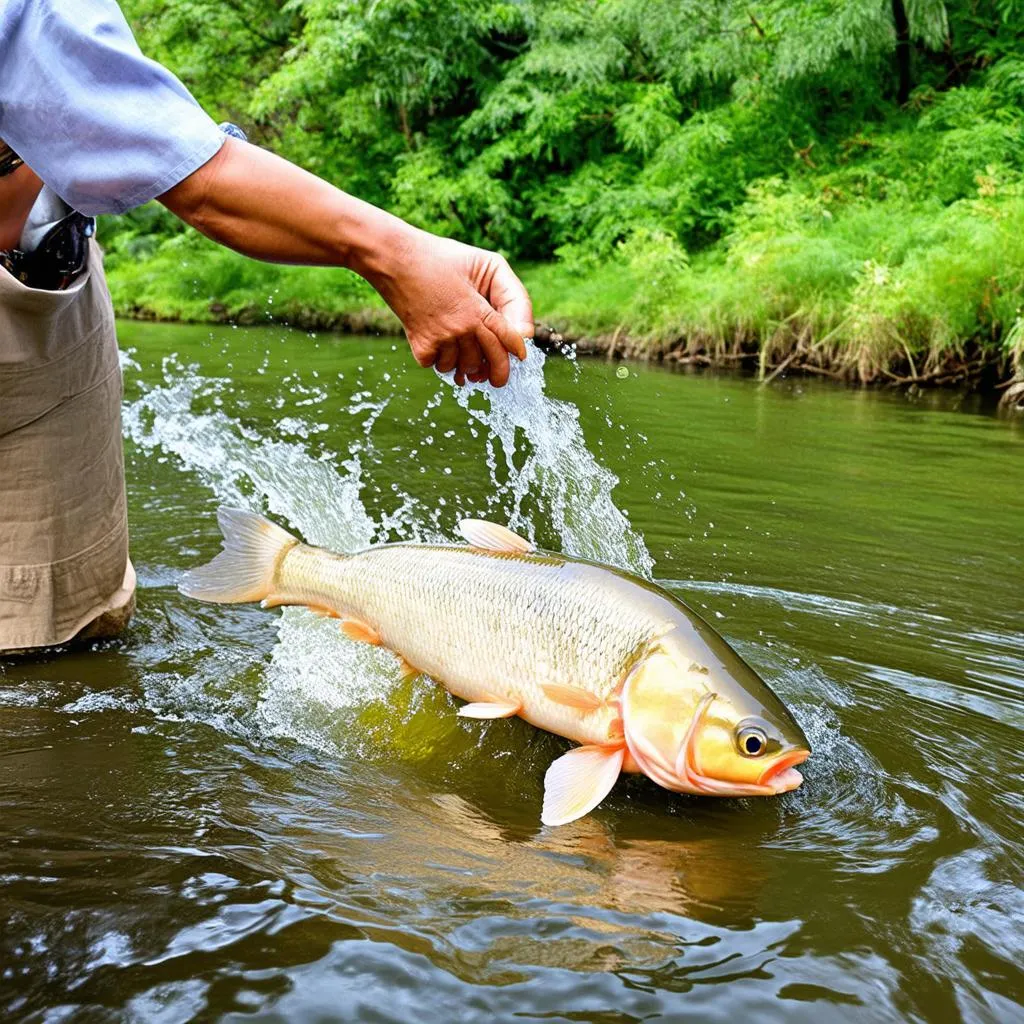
left=182, top=508, right=811, bottom=825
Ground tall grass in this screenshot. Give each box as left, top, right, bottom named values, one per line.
left=104, top=230, right=394, bottom=333
left=525, top=187, right=1024, bottom=382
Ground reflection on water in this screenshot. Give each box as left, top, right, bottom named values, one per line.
left=1, top=322, right=1022, bottom=1022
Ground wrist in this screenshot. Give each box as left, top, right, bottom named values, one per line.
left=341, top=204, right=418, bottom=287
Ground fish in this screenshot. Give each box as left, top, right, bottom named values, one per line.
left=181, top=507, right=811, bottom=826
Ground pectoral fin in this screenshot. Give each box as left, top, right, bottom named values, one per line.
left=542, top=744, right=625, bottom=827
left=457, top=696, right=522, bottom=719
left=458, top=519, right=535, bottom=554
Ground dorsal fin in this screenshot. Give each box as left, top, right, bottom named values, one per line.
left=458, top=519, right=535, bottom=554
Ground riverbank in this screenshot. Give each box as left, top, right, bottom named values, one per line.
left=104, top=190, right=1024, bottom=392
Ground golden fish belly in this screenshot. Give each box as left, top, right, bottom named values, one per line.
left=274, top=543, right=667, bottom=746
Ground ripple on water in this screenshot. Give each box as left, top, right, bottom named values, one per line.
left=911, top=847, right=1024, bottom=1021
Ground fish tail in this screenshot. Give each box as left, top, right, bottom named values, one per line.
left=180, top=507, right=299, bottom=604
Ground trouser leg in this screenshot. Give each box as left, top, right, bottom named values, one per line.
left=0, top=242, right=134, bottom=654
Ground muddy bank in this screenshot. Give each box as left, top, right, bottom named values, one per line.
left=534, top=324, right=1022, bottom=396
left=117, top=299, right=400, bottom=337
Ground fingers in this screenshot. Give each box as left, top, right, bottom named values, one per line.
left=482, top=294, right=528, bottom=357
left=412, top=247, right=530, bottom=387
left=474, top=317, right=513, bottom=387
left=428, top=337, right=487, bottom=385
left=487, top=256, right=534, bottom=342
left=452, top=336, right=481, bottom=387
left=436, top=337, right=484, bottom=387
left=482, top=303, right=527, bottom=363
left=457, top=336, right=481, bottom=379
left=435, top=340, right=458, bottom=375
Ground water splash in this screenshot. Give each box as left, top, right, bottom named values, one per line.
left=124, top=368, right=396, bottom=731
left=125, top=365, right=375, bottom=552
left=441, top=342, right=653, bottom=577
left=123, top=344, right=653, bottom=744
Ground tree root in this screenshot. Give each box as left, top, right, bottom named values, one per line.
left=998, top=379, right=1024, bottom=409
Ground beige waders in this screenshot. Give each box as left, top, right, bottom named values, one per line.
left=0, top=240, right=134, bottom=653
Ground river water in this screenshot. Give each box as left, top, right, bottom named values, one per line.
left=2, top=322, right=1021, bottom=1022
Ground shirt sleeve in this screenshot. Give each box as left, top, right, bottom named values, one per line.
left=0, top=0, right=225, bottom=216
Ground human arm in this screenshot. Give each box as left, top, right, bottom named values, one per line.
left=0, top=0, right=531, bottom=384
left=158, top=138, right=531, bottom=386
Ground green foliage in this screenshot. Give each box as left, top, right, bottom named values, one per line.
left=528, top=188, right=1024, bottom=380
left=105, top=1, right=1024, bottom=378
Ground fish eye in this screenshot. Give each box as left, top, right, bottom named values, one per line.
left=737, top=724, right=768, bottom=757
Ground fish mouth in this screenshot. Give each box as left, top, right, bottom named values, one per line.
left=757, top=749, right=810, bottom=793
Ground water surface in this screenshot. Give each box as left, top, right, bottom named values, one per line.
left=2, top=322, right=1022, bottom=1022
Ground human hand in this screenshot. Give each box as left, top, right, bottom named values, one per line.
left=366, top=228, right=533, bottom=387
left=159, top=140, right=531, bottom=384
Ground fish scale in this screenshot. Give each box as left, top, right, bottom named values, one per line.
left=276, top=542, right=664, bottom=745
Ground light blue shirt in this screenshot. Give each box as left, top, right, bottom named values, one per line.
left=0, top=0, right=225, bottom=216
